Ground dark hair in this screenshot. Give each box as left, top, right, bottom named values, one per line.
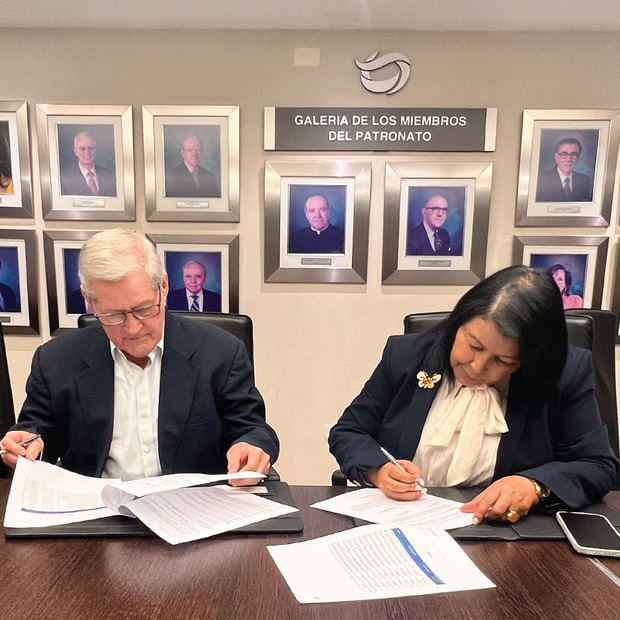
left=547, top=263, right=572, bottom=296
left=438, top=265, right=567, bottom=391
left=555, top=137, right=582, bottom=155
left=0, top=124, right=12, bottom=189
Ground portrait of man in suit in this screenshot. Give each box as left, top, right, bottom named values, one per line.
left=59, top=129, right=117, bottom=197
left=167, top=259, right=222, bottom=313
left=288, top=186, right=346, bottom=255
left=0, top=255, right=19, bottom=313
left=535, top=135, right=595, bottom=203
left=63, top=247, right=93, bottom=315
left=164, top=132, right=221, bottom=199
left=406, top=190, right=464, bottom=257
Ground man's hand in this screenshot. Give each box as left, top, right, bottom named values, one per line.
left=0, top=431, right=44, bottom=469
left=226, top=442, right=271, bottom=486
left=365, top=460, right=425, bottom=501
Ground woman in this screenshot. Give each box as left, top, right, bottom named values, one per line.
left=329, top=266, right=618, bottom=525
left=548, top=263, right=583, bottom=309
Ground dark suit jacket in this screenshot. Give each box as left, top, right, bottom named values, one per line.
left=0, top=282, right=18, bottom=312
left=406, top=223, right=452, bottom=256
left=288, top=225, right=345, bottom=254
left=329, top=330, right=618, bottom=509
left=60, top=162, right=117, bottom=197
left=12, top=312, right=279, bottom=477
left=165, top=164, right=220, bottom=198
left=167, top=288, right=222, bottom=313
left=536, top=167, right=593, bottom=202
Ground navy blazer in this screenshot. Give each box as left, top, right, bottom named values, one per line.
left=406, top=223, right=452, bottom=256
left=535, top=167, right=593, bottom=203
left=329, top=331, right=618, bottom=509
left=60, top=162, right=117, bottom=197
left=167, top=288, right=222, bottom=312
left=165, top=164, right=219, bottom=198
left=13, top=312, right=279, bottom=477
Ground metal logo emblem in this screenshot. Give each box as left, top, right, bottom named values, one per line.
left=355, top=51, right=411, bottom=95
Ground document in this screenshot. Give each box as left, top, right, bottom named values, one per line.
left=268, top=523, right=494, bottom=603
left=311, top=488, right=473, bottom=530
left=4, top=458, right=294, bottom=544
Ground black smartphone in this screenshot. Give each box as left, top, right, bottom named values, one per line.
left=556, top=511, right=620, bottom=557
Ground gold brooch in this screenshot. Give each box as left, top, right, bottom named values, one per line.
left=417, top=370, right=441, bottom=389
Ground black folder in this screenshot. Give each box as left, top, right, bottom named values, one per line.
left=4, top=480, right=303, bottom=539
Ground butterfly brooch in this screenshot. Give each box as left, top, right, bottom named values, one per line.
left=416, top=370, right=441, bottom=389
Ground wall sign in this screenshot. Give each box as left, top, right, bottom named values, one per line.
left=264, top=107, right=496, bottom=152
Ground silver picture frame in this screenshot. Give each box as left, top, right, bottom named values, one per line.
left=147, top=233, right=240, bottom=314
left=264, top=160, right=371, bottom=283
left=515, top=109, right=620, bottom=227
left=382, top=161, right=492, bottom=285
left=0, top=101, right=33, bottom=218
left=513, top=235, right=608, bottom=309
left=37, top=104, right=135, bottom=221
left=143, top=105, right=240, bottom=222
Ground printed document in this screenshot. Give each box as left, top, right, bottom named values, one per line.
left=268, top=523, right=494, bottom=603
left=4, top=458, right=294, bottom=544
left=311, top=488, right=473, bottom=530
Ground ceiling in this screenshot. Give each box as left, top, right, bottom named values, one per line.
left=2, top=0, right=620, bottom=31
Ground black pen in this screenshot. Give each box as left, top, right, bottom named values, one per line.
left=380, top=446, right=426, bottom=491
left=0, top=433, right=41, bottom=456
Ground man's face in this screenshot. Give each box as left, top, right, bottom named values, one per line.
left=87, top=269, right=169, bottom=366
left=422, top=195, right=448, bottom=231
left=554, top=142, right=581, bottom=176
left=183, top=263, right=206, bottom=295
left=74, top=134, right=97, bottom=169
left=304, top=195, right=330, bottom=231
left=180, top=137, right=203, bottom=168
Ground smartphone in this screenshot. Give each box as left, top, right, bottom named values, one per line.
left=556, top=511, right=620, bottom=557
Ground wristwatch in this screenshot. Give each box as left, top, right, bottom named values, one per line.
left=530, top=478, right=551, bottom=502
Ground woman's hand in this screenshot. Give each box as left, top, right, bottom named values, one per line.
left=365, top=460, right=424, bottom=501
left=460, top=475, right=539, bottom=524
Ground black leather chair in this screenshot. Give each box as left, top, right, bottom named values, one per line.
left=0, top=323, right=15, bottom=477
left=332, top=308, right=619, bottom=485
left=78, top=311, right=254, bottom=364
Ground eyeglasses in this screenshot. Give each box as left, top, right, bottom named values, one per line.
left=95, top=289, right=162, bottom=326
left=424, top=207, right=448, bottom=214
left=556, top=151, right=580, bottom=159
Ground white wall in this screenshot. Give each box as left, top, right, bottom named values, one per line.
left=2, top=28, right=620, bottom=484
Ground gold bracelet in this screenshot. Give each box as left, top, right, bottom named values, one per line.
left=530, top=478, right=550, bottom=501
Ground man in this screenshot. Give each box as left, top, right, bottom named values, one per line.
left=60, top=131, right=117, bottom=197
left=536, top=137, right=593, bottom=202
left=406, top=194, right=453, bottom=256
left=0, top=230, right=277, bottom=483
left=0, top=259, right=18, bottom=312
left=166, top=134, right=220, bottom=198
left=167, top=260, right=222, bottom=312
left=288, top=194, right=345, bottom=254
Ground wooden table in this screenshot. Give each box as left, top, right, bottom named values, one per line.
left=1, top=481, right=619, bottom=619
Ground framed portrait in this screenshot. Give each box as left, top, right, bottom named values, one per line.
left=43, top=230, right=97, bottom=334
left=515, top=109, right=620, bottom=226
left=0, top=102, right=33, bottom=218
left=513, top=235, right=608, bottom=309
left=0, top=229, right=38, bottom=334
left=382, top=161, right=492, bottom=285
left=147, top=234, right=239, bottom=313
left=143, top=105, right=239, bottom=222
left=264, top=160, right=370, bottom=283
left=36, top=104, right=135, bottom=221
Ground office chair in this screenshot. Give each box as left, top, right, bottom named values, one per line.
left=78, top=311, right=279, bottom=480
left=331, top=308, right=619, bottom=486
left=0, top=323, right=15, bottom=477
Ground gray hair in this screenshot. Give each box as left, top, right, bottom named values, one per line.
left=78, top=229, right=164, bottom=299
left=182, top=260, right=206, bottom=274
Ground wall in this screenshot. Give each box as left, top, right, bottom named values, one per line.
left=2, top=28, right=619, bottom=484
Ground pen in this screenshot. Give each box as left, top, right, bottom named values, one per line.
left=379, top=446, right=426, bottom=491
left=0, top=433, right=41, bottom=456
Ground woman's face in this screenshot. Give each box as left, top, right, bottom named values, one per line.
left=450, top=317, right=521, bottom=387
left=551, top=269, right=566, bottom=293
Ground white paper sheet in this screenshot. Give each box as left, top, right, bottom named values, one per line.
left=268, top=523, right=494, bottom=603
left=311, top=488, right=473, bottom=530
left=126, top=485, right=298, bottom=545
